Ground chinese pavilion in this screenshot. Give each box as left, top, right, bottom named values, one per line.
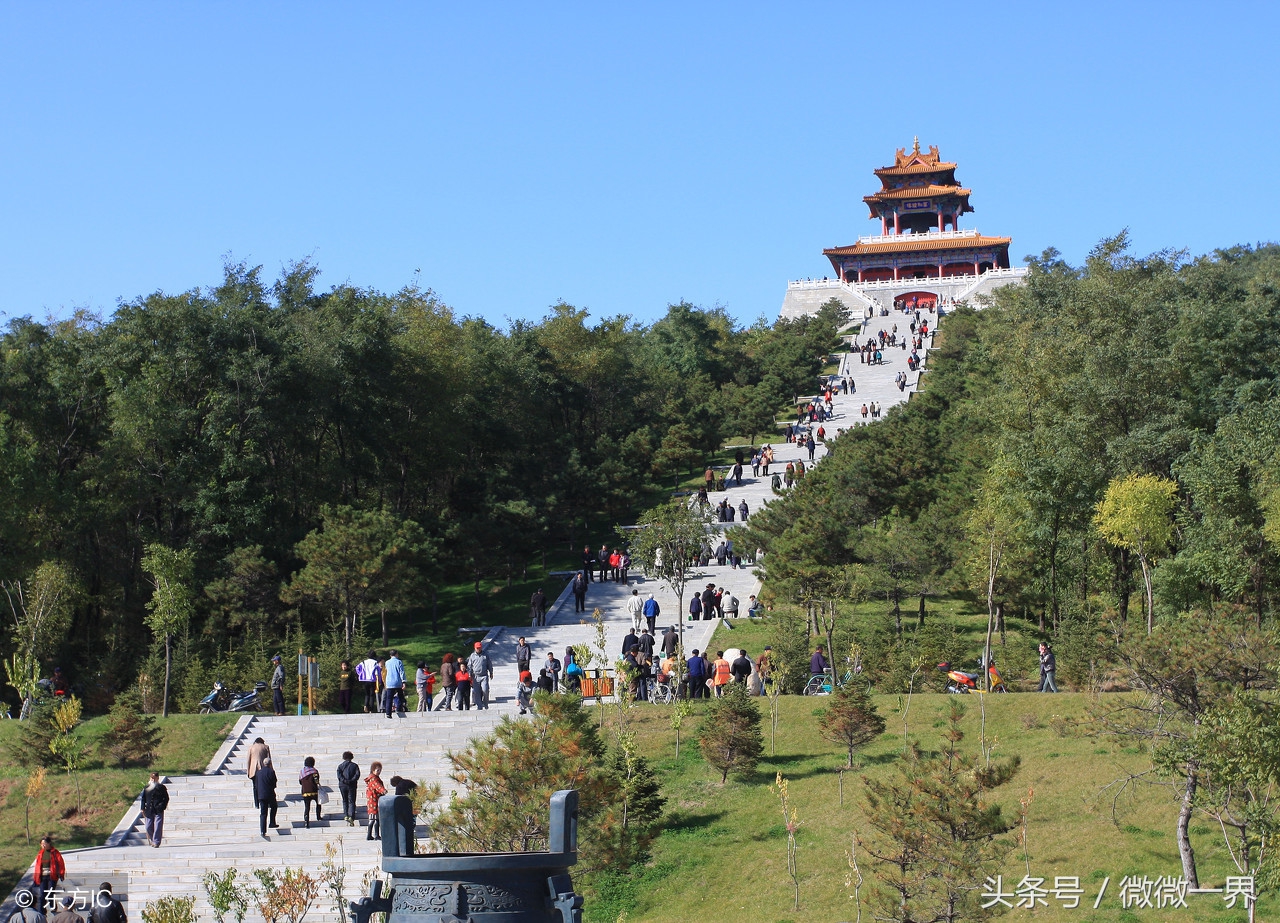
left=779, top=140, right=1024, bottom=319
left=824, top=139, right=1011, bottom=283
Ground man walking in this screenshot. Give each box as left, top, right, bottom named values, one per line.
left=141, top=771, right=168, bottom=847
left=255, top=756, right=279, bottom=837
left=572, top=571, right=587, bottom=613
left=336, top=751, right=361, bottom=827
left=627, top=589, right=644, bottom=631
left=383, top=649, right=406, bottom=717
left=643, top=593, right=660, bottom=633
left=515, top=637, right=532, bottom=675
left=661, top=625, right=678, bottom=658
left=530, top=588, right=547, bottom=626
left=246, top=737, right=270, bottom=808
left=1038, top=643, right=1058, bottom=693
left=270, top=654, right=286, bottom=716
left=468, top=642, right=493, bottom=709
left=686, top=649, right=707, bottom=699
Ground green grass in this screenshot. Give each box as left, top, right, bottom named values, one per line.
left=0, top=713, right=231, bottom=896
left=582, top=693, right=1268, bottom=923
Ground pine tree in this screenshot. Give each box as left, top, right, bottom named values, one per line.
left=859, top=700, right=1019, bottom=923
left=11, top=700, right=59, bottom=768
left=429, top=692, right=660, bottom=873
left=819, top=685, right=886, bottom=768
left=99, top=688, right=162, bottom=768
left=698, top=683, right=764, bottom=782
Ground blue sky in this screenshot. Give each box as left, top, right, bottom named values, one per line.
left=2, top=3, right=1277, bottom=328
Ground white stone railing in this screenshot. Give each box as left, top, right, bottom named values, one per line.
left=974, top=267, right=1028, bottom=279
left=787, top=278, right=845, bottom=290
left=854, top=228, right=982, bottom=245
left=788, top=266, right=1029, bottom=291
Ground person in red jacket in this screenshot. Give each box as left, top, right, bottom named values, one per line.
left=32, top=834, right=65, bottom=911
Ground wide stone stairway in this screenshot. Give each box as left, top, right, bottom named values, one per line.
left=2, top=307, right=941, bottom=922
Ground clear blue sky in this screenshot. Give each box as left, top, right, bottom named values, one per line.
left=2, top=3, right=1277, bottom=328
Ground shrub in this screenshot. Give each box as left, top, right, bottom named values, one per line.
left=141, top=896, right=197, bottom=923
left=698, top=683, right=764, bottom=782
left=99, top=687, right=162, bottom=768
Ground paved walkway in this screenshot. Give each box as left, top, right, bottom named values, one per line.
left=1, top=307, right=941, bottom=922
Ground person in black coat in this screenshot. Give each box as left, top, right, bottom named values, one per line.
left=90, top=882, right=126, bottom=923
left=141, top=772, right=169, bottom=848
left=336, top=751, right=361, bottom=827
left=255, top=757, right=279, bottom=837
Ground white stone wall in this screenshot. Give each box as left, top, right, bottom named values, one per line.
left=778, top=269, right=1027, bottom=320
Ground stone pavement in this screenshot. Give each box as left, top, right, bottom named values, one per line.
left=0, top=306, right=942, bottom=922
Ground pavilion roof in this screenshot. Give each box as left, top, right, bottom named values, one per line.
left=864, top=185, right=971, bottom=202
left=823, top=234, right=1011, bottom=257
left=874, top=162, right=958, bottom=178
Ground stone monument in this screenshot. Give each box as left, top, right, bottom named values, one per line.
left=349, top=790, right=583, bottom=923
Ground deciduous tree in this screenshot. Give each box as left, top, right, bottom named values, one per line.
left=142, top=544, right=196, bottom=718
left=1094, top=473, right=1178, bottom=634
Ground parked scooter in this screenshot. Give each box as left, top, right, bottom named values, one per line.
left=938, top=658, right=1008, bottom=694
left=198, top=680, right=266, bottom=714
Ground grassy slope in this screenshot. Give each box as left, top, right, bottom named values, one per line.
left=591, top=690, right=1260, bottom=923
left=0, top=714, right=231, bottom=896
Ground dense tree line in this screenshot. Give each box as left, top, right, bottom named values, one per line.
left=745, top=236, right=1280, bottom=687
left=0, top=260, right=845, bottom=711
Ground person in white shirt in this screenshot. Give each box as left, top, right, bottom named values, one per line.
left=626, top=589, right=645, bottom=631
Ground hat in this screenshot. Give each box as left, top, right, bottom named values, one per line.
left=271, top=655, right=281, bottom=663
left=520, top=670, right=532, bottom=681
left=474, top=642, right=483, bottom=650
left=764, top=646, right=772, bottom=651
left=61, top=897, right=74, bottom=909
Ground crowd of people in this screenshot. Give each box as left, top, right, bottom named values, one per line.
left=329, top=646, right=496, bottom=716
left=244, top=737, right=417, bottom=840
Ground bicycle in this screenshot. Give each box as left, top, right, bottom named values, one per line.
left=802, top=669, right=856, bottom=696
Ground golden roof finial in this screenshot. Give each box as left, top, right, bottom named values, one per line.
left=912, top=136, right=920, bottom=154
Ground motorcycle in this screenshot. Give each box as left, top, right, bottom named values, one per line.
left=938, top=658, right=1008, bottom=694
left=198, top=680, right=266, bottom=714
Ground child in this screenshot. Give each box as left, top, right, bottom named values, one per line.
left=517, top=670, right=534, bottom=714
left=454, top=660, right=472, bottom=711
left=415, top=661, right=436, bottom=712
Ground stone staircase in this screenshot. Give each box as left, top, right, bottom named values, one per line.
left=2, top=709, right=510, bottom=923
left=0, top=309, right=946, bottom=923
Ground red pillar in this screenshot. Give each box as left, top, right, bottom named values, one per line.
left=881, top=217, right=887, bottom=235
left=893, top=265, right=900, bottom=281
left=893, top=212, right=900, bottom=234
left=973, top=260, right=980, bottom=275
left=937, top=212, right=944, bottom=232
